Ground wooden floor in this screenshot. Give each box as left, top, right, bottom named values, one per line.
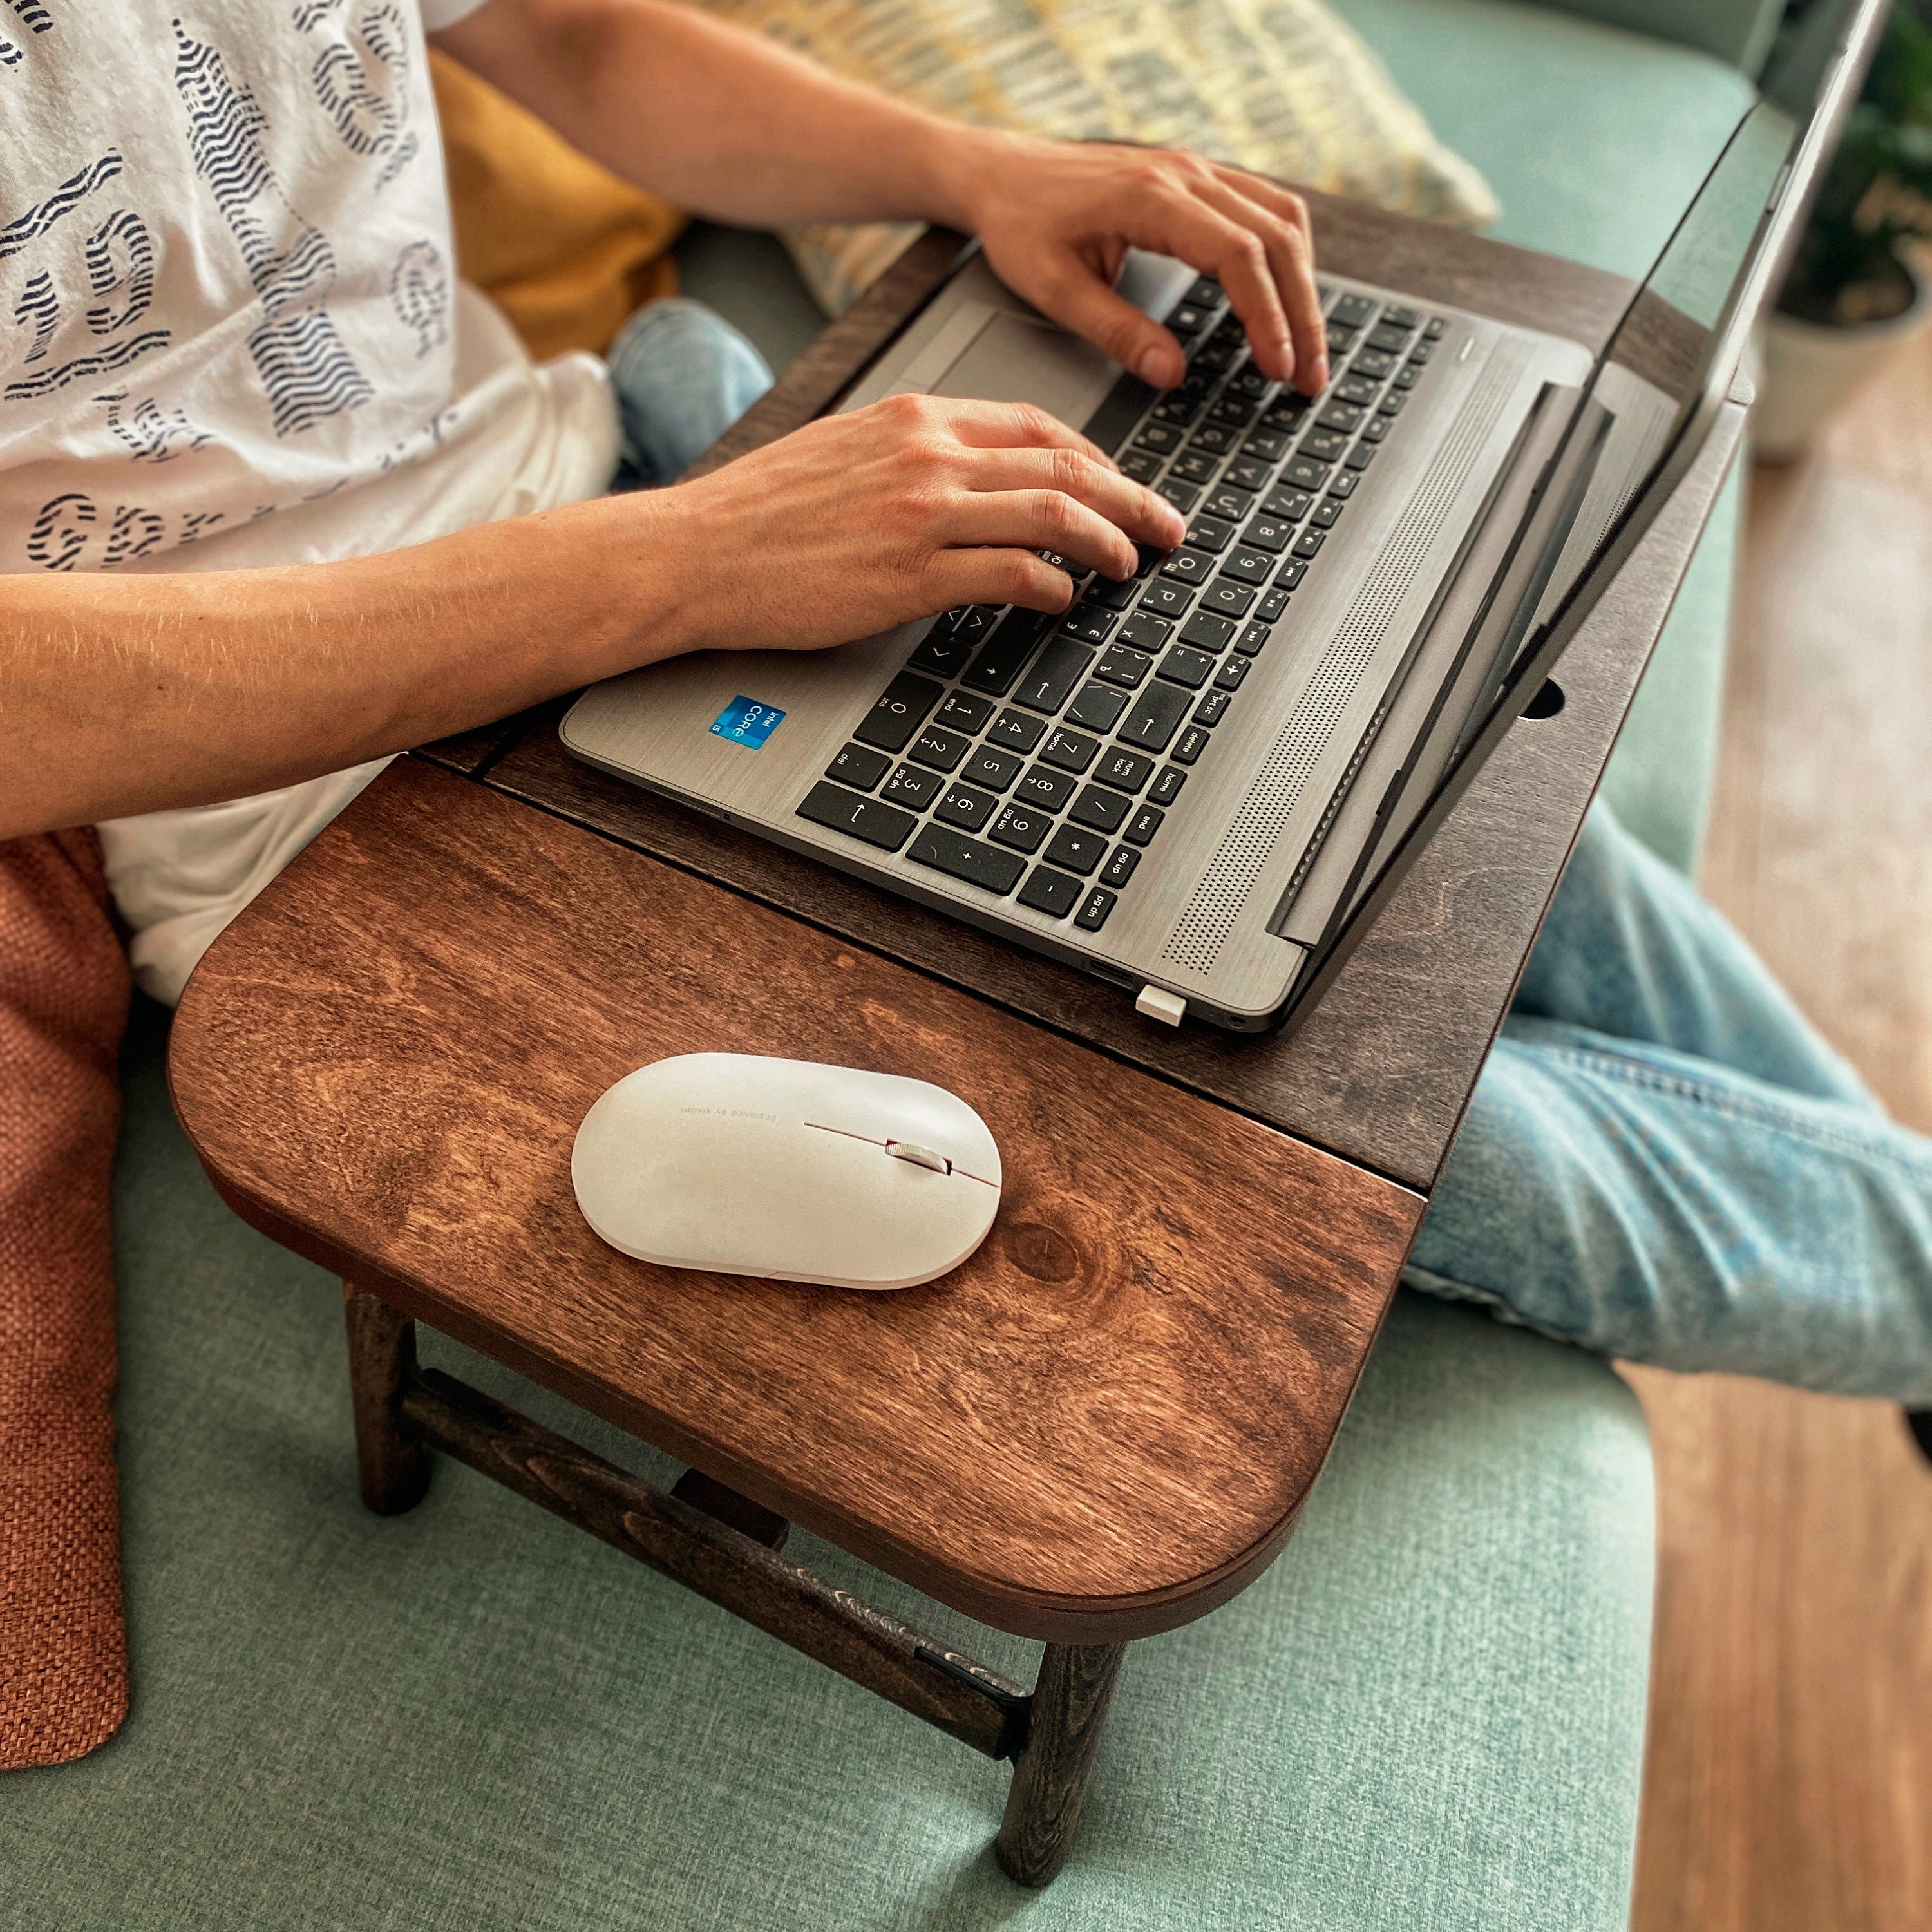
left=1628, top=331, right=1932, bottom=1931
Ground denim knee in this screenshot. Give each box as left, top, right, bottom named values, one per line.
left=606, top=297, right=773, bottom=487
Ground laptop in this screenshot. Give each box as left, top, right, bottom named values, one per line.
left=563, top=0, right=1880, bottom=1034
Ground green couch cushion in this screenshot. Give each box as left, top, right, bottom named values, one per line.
left=0, top=1005, right=1654, bottom=1930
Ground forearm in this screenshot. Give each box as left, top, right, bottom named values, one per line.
left=435, top=0, right=995, bottom=229
left=0, top=496, right=674, bottom=841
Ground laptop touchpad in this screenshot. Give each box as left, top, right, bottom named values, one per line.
left=931, top=313, right=1119, bottom=433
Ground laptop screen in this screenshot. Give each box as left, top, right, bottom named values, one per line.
left=1507, top=0, right=1877, bottom=670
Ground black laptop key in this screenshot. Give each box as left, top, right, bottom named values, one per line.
left=826, top=742, right=891, bottom=791
left=1095, top=641, right=1155, bottom=688
left=1275, top=560, right=1308, bottom=592
left=1330, top=292, right=1376, bottom=328
left=1228, top=457, right=1274, bottom=495
left=1155, top=477, right=1199, bottom=513
left=1392, top=365, right=1419, bottom=391
left=1193, top=690, right=1231, bottom=726
left=963, top=749, right=1024, bottom=800
left=1097, top=746, right=1154, bottom=793
left=1065, top=681, right=1129, bottom=732
left=1179, top=609, right=1236, bottom=653
left=1101, top=846, right=1141, bottom=890
left=1085, top=372, right=1159, bottom=455
left=1220, top=546, right=1275, bottom=587
left=909, top=627, right=977, bottom=677
left=961, top=609, right=1049, bottom=696
left=1285, top=455, right=1329, bottom=492
left=1119, top=447, right=1162, bottom=482
left=909, top=724, right=971, bottom=773
left=1316, top=400, right=1365, bottom=435
left=1043, top=824, right=1108, bottom=878
left=936, top=690, right=993, bottom=734
left=1171, top=450, right=1218, bottom=485
left=1184, top=274, right=1221, bottom=306
left=1325, top=321, right=1358, bottom=355
left=1325, top=470, right=1358, bottom=499
left=1124, top=804, right=1166, bottom=846
left=1345, top=442, right=1377, bottom=471
left=1039, top=727, right=1101, bottom=773
left=1201, top=578, right=1256, bottom=620
left=1171, top=726, right=1211, bottom=766
left=1336, top=374, right=1378, bottom=406
left=909, top=824, right=1025, bottom=895
left=1378, top=389, right=1408, bottom=417
left=1311, top=499, right=1343, bottom=529
left=1209, top=393, right=1260, bottom=428
left=1014, top=635, right=1094, bottom=714
left=1148, top=767, right=1187, bottom=808
left=985, top=708, right=1045, bottom=755
left=1156, top=645, right=1215, bottom=690
left=1184, top=513, right=1234, bottom=554
left=1242, top=514, right=1294, bottom=553
left=988, top=803, right=1052, bottom=855
left=1350, top=348, right=1395, bottom=379
left=1166, top=301, right=1211, bottom=337
left=1117, top=683, right=1191, bottom=753
left=853, top=671, right=943, bottom=752
left=1059, top=604, right=1117, bottom=647
left=1257, top=585, right=1293, bottom=623
left=1158, top=547, right=1214, bottom=587
left=1138, top=578, right=1193, bottom=618
left=934, top=781, right=998, bottom=832
left=1200, top=485, right=1252, bottom=524
left=1115, top=609, right=1170, bottom=652
left=880, top=762, right=944, bottom=810
left=1074, top=886, right=1117, bottom=931
left=1302, top=428, right=1348, bottom=462
left=1087, top=573, right=1140, bottom=611
left=1425, top=315, right=1448, bottom=338
left=1293, top=530, right=1325, bottom=560
left=1132, top=421, right=1183, bottom=457
left=797, top=781, right=918, bottom=852
left=1241, top=428, right=1289, bottom=462
left=1018, top=866, right=1083, bottom=919
left=1014, top=763, right=1077, bottom=811
left=1360, top=416, right=1389, bottom=444
left=1151, top=392, right=1204, bottom=425
left=1187, top=422, right=1236, bottom=455
left=1227, top=631, right=1264, bottom=667
left=1070, top=784, right=1132, bottom=833
left=1366, top=321, right=1411, bottom=353
left=1385, top=305, right=1421, bottom=330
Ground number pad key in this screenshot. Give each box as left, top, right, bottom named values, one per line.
left=908, top=724, right=969, bottom=772
left=1014, top=764, right=1077, bottom=811
left=1095, top=747, right=1154, bottom=793
left=1124, top=804, right=1166, bottom=846
left=881, top=762, right=944, bottom=810
left=936, top=691, right=993, bottom=734
left=1069, top=784, right=1132, bottom=833
left=1065, top=681, right=1129, bottom=732
left=985, top=709, right=1045, bottom=755
left=1039, top=727, right=1101, bottom=774
left=1074, top=886, right=1117, bottom=931
left=988, top=803, right=1053, bottom=854
left=907, top=826, right=1025, bottom=896
left=961, top=744, right=1023, bottom=791
left=826, top=742, right=891, bottom=791
left=1171, top=726, right=1211, bottom=766
left=935, top=782, right=998, bottom=831
left=1149, top=768, right=1187, bottom=807
left=853, top=672, right=942, bottom=752
left=1043, top=824, right=1108, bottom=877
left=1018, top=866, right=1083, bottom=919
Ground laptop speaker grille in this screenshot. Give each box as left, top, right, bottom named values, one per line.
left=1158, top=347, right=1527, bottom=980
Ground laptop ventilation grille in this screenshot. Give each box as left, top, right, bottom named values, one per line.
left=1158, top=347, right=1527, bottom=981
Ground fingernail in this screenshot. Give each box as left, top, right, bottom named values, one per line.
left=1137, top=345, right=1169, bottom=386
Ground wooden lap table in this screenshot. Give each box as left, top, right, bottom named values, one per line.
left=167, top=196, right=1745, bottom=1888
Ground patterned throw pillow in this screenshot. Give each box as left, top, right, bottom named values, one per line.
left=683, top=0, right=1498, bottom=314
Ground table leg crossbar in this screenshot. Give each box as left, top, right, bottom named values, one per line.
left=344, top=1288, right=1124, bottom=1886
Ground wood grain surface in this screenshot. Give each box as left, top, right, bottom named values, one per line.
left=1631, top=333, right=1932, bottom=1932
left=169, top=758, right=1420, bottom=1640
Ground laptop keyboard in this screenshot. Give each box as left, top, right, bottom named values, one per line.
left=797, top=278, right=1448, bottom=933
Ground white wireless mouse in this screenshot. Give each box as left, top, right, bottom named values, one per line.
left=571, top=1053, right=1003, bottom=1291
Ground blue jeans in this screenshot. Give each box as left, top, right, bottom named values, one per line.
left=1410, top=802, right=1932, bottom=1401
left=605, top=296, right=773, bottom=488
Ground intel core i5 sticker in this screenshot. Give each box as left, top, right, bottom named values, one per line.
left=710, top=696, right=786, bottom=749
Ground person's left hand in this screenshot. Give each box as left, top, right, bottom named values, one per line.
left=947, top=130, right=1329, bottom=397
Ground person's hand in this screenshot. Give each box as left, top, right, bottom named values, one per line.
left=628, top=392, right=1187, bottom=658
left=943, top=131, right=1327, bottom=397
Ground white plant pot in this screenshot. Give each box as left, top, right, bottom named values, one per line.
left=1752, top=258, right=1932, bottom=462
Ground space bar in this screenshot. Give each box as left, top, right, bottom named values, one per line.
left=908, top=826, right=1025, bottom=896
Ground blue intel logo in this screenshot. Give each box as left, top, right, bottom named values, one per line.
left=710, top=696, right=787, bottom=750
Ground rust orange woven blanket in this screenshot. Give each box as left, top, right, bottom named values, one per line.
left=0, top=829, right=131, bottom=1769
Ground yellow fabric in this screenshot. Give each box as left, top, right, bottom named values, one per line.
left=430, top=50, right=687, bottom=361
left=681, top=0, right=1499, bottom=315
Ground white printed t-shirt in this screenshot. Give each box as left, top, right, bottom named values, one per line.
left=0, top=0, right=617, bottom=1000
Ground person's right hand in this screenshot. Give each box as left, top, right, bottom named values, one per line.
left=625, top=392, right=1187, bottom=661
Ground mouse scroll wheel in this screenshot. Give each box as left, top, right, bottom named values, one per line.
left=885, top=1141, right=952, bottom=1174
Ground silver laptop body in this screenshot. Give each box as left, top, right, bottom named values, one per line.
left=562, top=0, right=1881, bottom=1032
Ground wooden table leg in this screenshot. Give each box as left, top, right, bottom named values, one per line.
left=996, top=1642, right=1126, bottom=1887
left=344, top=1285, right=430, bottom=1515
